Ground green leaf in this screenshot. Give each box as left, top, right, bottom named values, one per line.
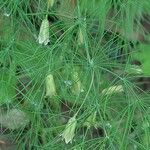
left=132, top=43, right=150, bottom=76
left=0, top=68, right=16, bottom=104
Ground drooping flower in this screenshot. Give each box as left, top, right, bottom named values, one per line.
left=38, top=18, right=50, bottom=45
left=125, top=65, right=143, bottom=74
left=102, top=85, right=124, bottom=95
left=45, top=74, right=56, bottom=97
left=61, top=114, right=77, bottom=144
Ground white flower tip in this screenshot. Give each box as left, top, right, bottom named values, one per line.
left=4, top=12, right=10, bottom=17
left=44, top=39, right=50, bottom=45
left=38, top=36, right=50, bottom=45
left=65, top=138, right=72, bottom=144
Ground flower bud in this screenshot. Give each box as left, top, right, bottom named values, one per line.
left=78, top=28, right=84, bottom=45
left=71, top=67, right=84, bottom=95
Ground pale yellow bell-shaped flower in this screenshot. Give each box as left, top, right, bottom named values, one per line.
left=125, top=65, right=143, bottom=74
left=45, top=74, right=56, bottom=97
left=61, top=115, right=77, bottom=144
left=38, top=18, right=50, bottom=45
left=102, top=85, right=123, bottom=95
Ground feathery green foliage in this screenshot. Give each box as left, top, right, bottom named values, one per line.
left=0, top=0, right=150, bottom=149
